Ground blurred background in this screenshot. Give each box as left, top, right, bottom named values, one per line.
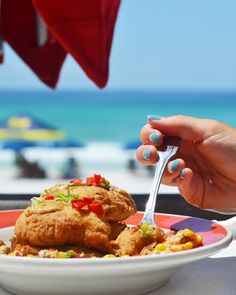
left=0, top=0, right=236, bottom=195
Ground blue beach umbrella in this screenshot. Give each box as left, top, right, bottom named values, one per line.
left=123, top=139, right=141, bottom=150
left=0, top=114, right=65, bottom=142
left=1, top=140, right=37, bottom=152
left=49, top=140, right=85, bottom=148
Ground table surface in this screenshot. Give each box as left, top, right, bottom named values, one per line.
left=0, top=240, right=235, bottom=295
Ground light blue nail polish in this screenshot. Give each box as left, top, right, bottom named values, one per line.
left=143, top=148, right=151, bottom=161
left=170, top=160, right=179, bottom=172
left=149, top=132, right=161, bottom=144
left=147, top=115, right=163, bottom=120
left=180, top=169, right=186, bottom=179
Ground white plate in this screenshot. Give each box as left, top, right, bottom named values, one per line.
left=0, top=211, right=233, bottom=295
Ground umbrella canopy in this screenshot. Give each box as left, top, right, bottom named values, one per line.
left=0, top=114, right=65, bottom=141
left=49, top=140, right=85, bottom=148
left=0, top=139, right=37, bottom=152
left=0, top=0, right=121, bottom=88
left=123, top=139, right=142, bottom=150
left=1, top=0, right=67, bottom=88
left=0, top=34, right=3, bottom=64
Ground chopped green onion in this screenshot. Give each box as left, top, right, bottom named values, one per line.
left=55, top=194, right=80, bottom=202
left=65, top=250, right=75, bottom=258
left=141, top=222, right=155, bottom=238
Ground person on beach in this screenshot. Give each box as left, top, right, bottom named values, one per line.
left=136, top=115, right=236, bottom=214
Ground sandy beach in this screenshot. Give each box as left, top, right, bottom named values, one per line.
left=0, top=142, right=178, bottom=195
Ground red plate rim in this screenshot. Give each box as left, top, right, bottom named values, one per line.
left=0, top=210, right=228, bottom=246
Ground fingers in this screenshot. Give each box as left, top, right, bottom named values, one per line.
left=136, top=145, right=158, bottom=164
left=140, top=124, right=164, bottom=146
left=135, top=147, right=193, bottom=187
left=147, top=115, right=213, bottom=142
left=162, top=159, right=186, bottom=185
left=177, top=168, right=203, bottom=208
left=176, top=167, right=193, bottom=188
left=140, top=114, right=210, bottom=148
left=162, top=159, right=193, bottom=187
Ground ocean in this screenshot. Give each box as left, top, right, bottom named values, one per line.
left=0, top=90, right=236, bottom=143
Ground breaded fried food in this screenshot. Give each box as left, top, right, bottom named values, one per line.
left=108, top=222, right=127, bottom=240
left=112, top=225, right=165, bottom=256
left=15, top=201, right=113, bottom=252
left=42, top=184, right=136, bottom=222
left=15, top=175, right=136, bottom=253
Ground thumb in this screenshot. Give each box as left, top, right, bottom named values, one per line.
left=148, top=115, right=214, bottom=142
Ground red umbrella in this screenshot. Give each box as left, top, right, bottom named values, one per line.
left=0, top=0, right=67, bottom=88
left=32, top=0, right=121, bottom=88
left=0, top=38, right=3, bottom=64
left=0, top=11, right=3, bottom=64
left=0, top=0, right=120, bottom=88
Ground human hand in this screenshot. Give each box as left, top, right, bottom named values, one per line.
left=136, top=115, right=236, bottom=214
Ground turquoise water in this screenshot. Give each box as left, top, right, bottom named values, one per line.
left=0, top=91, right=236, bottom=143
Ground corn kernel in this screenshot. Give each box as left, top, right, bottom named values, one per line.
left=171, top=241, right=193, bottom=252
left=194, top=235, right=203, bottom=246
left=183, top=229, right=196, bottom=239
left=103, top=254, right=116, bottom=258
left=184, top=242, right=193, bottom=250
left=56, top=252, right=66, bottom=259
left=155, top=243, right=166, bottom=252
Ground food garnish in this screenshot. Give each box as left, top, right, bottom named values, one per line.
left=141, top=222, right=155, bottom=238
left=72, top=197, right=104, bottom=217
left=70, top=174, right=110, bottom=190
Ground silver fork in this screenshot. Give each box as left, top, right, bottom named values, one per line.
left=141, top=136, right=180, bottom=225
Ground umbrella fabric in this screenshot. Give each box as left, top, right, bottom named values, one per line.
left=0, top=32, right=3, bottom=64
left=1, top=140, right=36, bottom=152
left=0, top=0, right=67, bottom=88
left=123, top=139, right=142, bottom=150
left=0, top=114, right=65, bottom=141
left=32, top=0, right=121, bottom=88
left=48, top=140, right=85, bottom=148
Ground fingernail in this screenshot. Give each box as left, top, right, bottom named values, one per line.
left=143, top=148, right=151, bottom=161
left=170, top=160, right=179, bottom=172
left=180, top=169, right=186, bottom=179
left=149, top=132, right=161, bottom=144
left=147, top=115, right=163, bottom=121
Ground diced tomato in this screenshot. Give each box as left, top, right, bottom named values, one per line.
left=84, top=174, right=110, bottom=189
left=71, top=199, right=87, bottom=210
left=82, top=197, right=95, bottom=204
left=93, top=174, right=102, bottom=184
left=88, top=203, right=104, bottom=217
left=71, top=197, right=104, bottom=217
left=44, top=195, right=55, bottom=201
left=70, top=178, right=83, bottom=185
left=86, top=177, right=94, bottom=185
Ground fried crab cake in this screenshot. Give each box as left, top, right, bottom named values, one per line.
left=15, top=182, right=136, bottom=253
left=42, top=184, right=136, bottom=222
left=15, top=201, right=113, bottom=252
left=112, top=225, right=165, bottom=256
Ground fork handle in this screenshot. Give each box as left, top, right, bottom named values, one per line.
left=142, top=154, right=173, bottom=225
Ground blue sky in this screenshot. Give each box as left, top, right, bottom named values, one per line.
left=0, top=0, right=236, bottom=91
